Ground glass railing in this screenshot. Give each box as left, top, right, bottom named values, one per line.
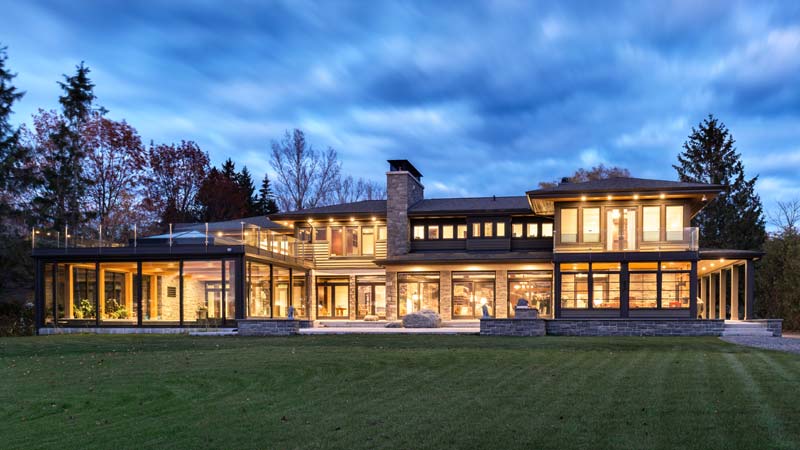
left=553, top=226, right=700, bottom=253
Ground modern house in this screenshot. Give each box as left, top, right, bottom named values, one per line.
left=32, top=159, right=770, bottom=334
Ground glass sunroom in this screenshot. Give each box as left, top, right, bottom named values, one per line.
left=33, top=221, right=314, bottom=331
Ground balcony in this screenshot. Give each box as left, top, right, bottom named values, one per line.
left=554, top=227, right=699, bottom=253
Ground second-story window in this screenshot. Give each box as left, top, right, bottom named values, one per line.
left=457, top=224, right=467, bottom=239
left=378, top=226, right=387, bottom=240
left=427, top=225, right=440, bottom=240
left=472, top=222, right=481, bottom=238
left=643, top=206, right=660, bottom=241
left=413, top=225, right=425, bottom=240
left=314, top=227, right=327, bottom=242
left=496, top=222, right=506, bottom=237
left=345, top=226, right=359, bottom=255
left=542, top=223, right=553, bottom=237
left=483, top=222, right=493, bottom=237
left=442, top=225, right=454, bottom=239
left=560, top=208, right=578, bottom=243
left=330, top=227, right=343, bottom=255
left=666, top=206, right=684, bottom=241
left=527, top=223, right=538, bottom=238
left=582, top=208, right=600, bottom=242
left=362, top=227, right=374, bottom=255
left=512, top=223, right=523, bottom=238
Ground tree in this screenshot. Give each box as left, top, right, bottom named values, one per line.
left=256, top=173, right=279, bottom=215
left=538, top=164, right=631, bottom=188
left=334, top=175, right=387, bottom=203
left=757, top=200, right=800, bottom=328
left=674, top=114, right=765, bottom=250
left=31, top=62, right=98, bottom=232
left=142, top=141, right=209, bottom=228
left=197, top=167, right=249, bottom=222
left=0, top=44, right=31, bottom=229
left=82, top=112, right=146, bottom=234
left=221, top=158, right=237, bottom=180
left=236, top=166, right=257, bottom=214
left=270, top=129, right=340, bottom=211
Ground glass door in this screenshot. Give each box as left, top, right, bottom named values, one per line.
left=606, top=208, right=637, bottom=251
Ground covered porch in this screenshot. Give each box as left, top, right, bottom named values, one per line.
left=697, top=249, right=763, bottom=320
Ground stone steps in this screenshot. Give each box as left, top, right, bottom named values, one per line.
left=722, top=321, right=773, bottom=337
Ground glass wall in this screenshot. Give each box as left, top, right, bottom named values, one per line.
left=590, top=263, right=620, bottom=309
left=629, top=262, right=658, bottom=309
left=142, top=261, right=180, bottom=324
left=246, top=261, right=270, bottom=317
left=317, top=277, right=349, bottom=319
left=356, top=275, right=386, bottom=319
left=452, top=272, right=495, bottom=318
left=398, top=272, right=439, bottom=316
left=643, top=206, right=660, bottom=241
left=273, top=267, right=290, bottom=318
left=292, top=272, right=308, bottom=318
left=508, top=271, right=552, bottom=317
left=183, top=260, right=223, bottom=324
left=99, top=262, right=138, bottom=324
left=560, top=263, right=589, bottom=309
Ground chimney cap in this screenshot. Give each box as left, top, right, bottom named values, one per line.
left=388, top=160, right=423, bottom=180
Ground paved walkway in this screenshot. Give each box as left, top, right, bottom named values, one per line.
left=299, top=327, right=479, bottom=335
left=720, top=336, right=800, bottom=355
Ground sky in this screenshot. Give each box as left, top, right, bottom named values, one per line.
left=2, top=0, right=799, bottom=216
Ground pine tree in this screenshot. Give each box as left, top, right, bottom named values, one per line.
left=236, top=166, right=257, bottom=215
left=221, top=158, right=237, bottom=180
left=32, top=62, right=99, bottom=233
left=257, top=172, right=279, bottom=215
left=0, top=44, right=30, bottom=223
left=674, top=114, right=766, bottom=250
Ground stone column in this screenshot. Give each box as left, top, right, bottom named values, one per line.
left=730, top=266, right=739, bottom=321
left=495, top=269, right=508, bottom=318
left=708, top=274, right=717, bottom=319
left=385, top=271, right=397, bottom=320
left=308, top=269, right=317, bottom=321
left=719, top=270, right=727, bottom=320
left=439, top=270, right=452, bottom=320
left=349, top=274, right=357, bottom=320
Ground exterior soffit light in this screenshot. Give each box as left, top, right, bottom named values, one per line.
left=633, top=194, right=639, bottom=200
left=580, top=195, right=587, bottom=201
left=660, top=193, right=666, bottom=199
left=607, top=195, right=612, bottom=200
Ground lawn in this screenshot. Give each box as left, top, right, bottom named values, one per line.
left=1, top=335, right=799, bottom=450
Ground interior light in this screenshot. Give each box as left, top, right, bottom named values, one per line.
left=329, top=218, right=333, bottom=222
left=702, top=195, right=707, bottom=201
left=350, top=217, right=355, bottom=222
left=607, top=195, right=612, bottom=200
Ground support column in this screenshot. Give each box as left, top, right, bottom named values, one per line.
left=495, top=269, right=507, bottom=318
left=620, top=262, right=629, bottom=318
left=385, top=271, right=397, bottom=320
left=719, top=269, right=727, bottom=320
left=708, top=273, right=717, bottom=319
left=308, top=269, right=317, bottom=321
left=348, top=274, right=356, bottom=320
left=745, top=260, right=755, bottom=320
left=730, top=266, right=739, bottom=321
left=554, top=263, right=561, bottom=319
left=689, top=261, right=698, bottom=319
left=439, top=270, right=452, bottom=320
left=700, top=276, right=707, bottom=319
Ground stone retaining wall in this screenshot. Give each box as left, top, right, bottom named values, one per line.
left=745, top=319, right=783, bottom=337
left=237, top=320, right=312, bottom=336
left=480, top=318, right=546, bottom=336
left=545, top=319, right=725, bottom=336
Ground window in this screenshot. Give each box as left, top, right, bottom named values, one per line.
left=316, top=277, right=349, bottom=319
left=427, top=225, right=440, bottom=240
left=472, top=223, right=481, bottom=238
left=662, top=272, right=690, bottom=308
left=142, top=261, right=180, bottom=323
left=314, top=227, right=327, bottom=242
left=246, top=261, right=270, bottom=318
left=184, top=260, right=226, bottom=323
left=452, top=272, right=495, bottom=319
left=527, top=223, right=538, bottom=238
left=344, top=226, right=359, bottom=256
left=643, top=206, right=660, bottom=241
left=330, top=227, right=343, bottom=255
left=398, top=273, right=440, bottom=316
left=297, top=227, right=311, bottom=243
left=484, top=222, right=493, bottom=237
left=496, top=222, right=506, bottom=237
left=560, top=208, right=577, bottom=243
left=542, top=223, right=553, bottom=237
left=629, top=273, right=657, bottom=308
left=508, top=271, right=552, bottom=317
left=272, top=267, right=290, bottom=318
left=362, top=227, right=375, bottom=255
left=356, top=276, right=386, bottom=319
left=582, top=208, right=600, bottom=242
left=590, top=263, right=620, bottom=309
left=292, top=272, right=308, bottom=318
left=413, top=225, right=425, bottom=240
left=512, top=223, right=523, bottom=238
left=100, top=263, right=138, bottom=323
left=666, top=206, right=684, bottom=241
left=378, top=226, right=387, bottom=240
left=442, top=225, right=454, bottom=239
left=457, top=224, right=467, bottom=239
left=560, top=273, right=588, bottom=308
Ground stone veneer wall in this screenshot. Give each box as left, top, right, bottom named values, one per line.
left=480, top=318, right=546, bottom=336
left=545, top=319, right=725, bottom=336
left=385, top=271, right=397, bottom=320
left=386, top=171, right=424, bottom=257
left=439, top=270, right=452, bottom=320
left=747, top=319, right=783, bottom=337
left=495, top=269, right=508, bottom=318
left=237, top=319, right=313, bottom=336
left=348, top=275, right=357, bottom=320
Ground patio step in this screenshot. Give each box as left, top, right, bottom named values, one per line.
left=722, top=321, right=773, bottom=337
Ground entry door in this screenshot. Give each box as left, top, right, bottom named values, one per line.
left=606, top=208, right=637, bottom=251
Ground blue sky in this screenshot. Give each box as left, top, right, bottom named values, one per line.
left=3, top=0, right=799, bottom=214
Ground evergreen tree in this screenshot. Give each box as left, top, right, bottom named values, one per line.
left=674, top=114, right=765, bottom=250
left=0, top=44, right=30, bottom=222
left=257, top=172, right=279, bottom=215
left=32, top=62, right=99, bottom=232
left=221, top=158, right=237, bottom=180
left=236, top=166, right=257, bottom=215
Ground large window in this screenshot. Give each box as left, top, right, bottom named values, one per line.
left=528, top=223, right=539, bottom=238
left=183, top=260, right=225, bottom=324
left=314, top=227, right=327, bottom=242
left=560, top=208, right=578, bottom=243
left=643, top=206, right=661, bottom=241
left=330, top=226, right=359, bottom=256
left=356, top=276, right=386, bottom=319
left=661, top=272, right=690, bottom=308
left=330, top=227, right=343, bottom=255
left=246, top=261, right=270, bottom=317
left=452, top=272, right=495, bottom=319
left=629, top=273, right=658, bottom=309
left=272, top=267, right=290, bottom=318
left=292, top=272, right=307, bottom=318
left=582, top=208, right=600, bottom=242
left=413, top=225, right=425, bottom=240
left=100, top=262, right=138, bottom=324
left=606, top=208, right=637, bottom=251
left=542, top=223, right=553, bottom=237
left=142, top=261, right=180, bottom=324
left=398, top=272, right=439, bottom=316
left=427, top=225, right=440, bottom=240
left=560, top=263, right=588, bottom=308
left=666, top=206, right=684, bottom=241
left=508, top=271, right=552, bottom=317
left=590, top=263, right=620, bottom=309
left=317, top=277, right=349, bottom=319
left=362, top=227, right=375, bottom=255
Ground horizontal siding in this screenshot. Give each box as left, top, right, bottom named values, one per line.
left=466, top=238, right=510, bottom=251
left=560, top=309, right=621, bottom=319
left=510, top=239, right=553, bottom=251
left=298, top=242, right=383, bottom=269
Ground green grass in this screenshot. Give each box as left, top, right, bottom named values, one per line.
left=1, top=335, right=799, bottom=450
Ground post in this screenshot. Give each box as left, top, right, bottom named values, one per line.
left=134, top=224, right=137, bottom=248
left=709, top=273, right=717, bottom=319
left=169, top=223, right=173, bottom=247
left=719, top=269, right=727, bottom=320
left=745, top=259, right=755, bottom=320
left=730, top=266, right=739, bottom=321
left=620, top=262, right=629, bottom=318
left=205, top=222, right=209, bottom=246
left=689, top=260, right=698, bottom=319
left=554, top=263, right=561, bottom=319
left=136, top=261, right=143, bottom=327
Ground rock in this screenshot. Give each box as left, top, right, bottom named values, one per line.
left=385, top=321, right=403, bottom=328
left=364, top=314, right=380, bottom=322
left=402, top=309, right=441, bottom=328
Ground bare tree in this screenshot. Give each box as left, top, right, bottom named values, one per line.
left=539, top=164, right=631, bottom=188
left=270, top=129, right=340, bottom=211
left=769, top=200, right=800, bottom=236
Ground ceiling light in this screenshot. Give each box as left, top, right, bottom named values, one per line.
left=581, top=195, right=587, bottom=201
left=659, top=193, right=666, bottom=199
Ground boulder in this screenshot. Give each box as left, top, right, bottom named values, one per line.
left=385, top=321, right=403, bottom=328
left=364, top=314, right=380, bottom=322
left=402, top=309, right=442, bottom=328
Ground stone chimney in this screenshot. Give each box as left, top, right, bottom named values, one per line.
left=386, top=160, right=424, bottom=257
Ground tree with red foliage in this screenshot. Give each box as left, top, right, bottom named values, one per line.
left=142, top=141, right=209, bottom=229
left=197, top=167, right=250, bottom=222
